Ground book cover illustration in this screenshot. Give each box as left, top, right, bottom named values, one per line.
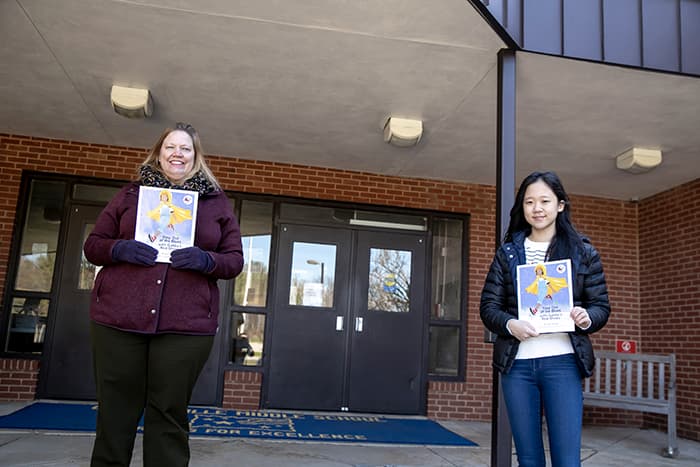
left=516, top=259, right=574, bottom=333
left=134, top=186, right=198, bottom=263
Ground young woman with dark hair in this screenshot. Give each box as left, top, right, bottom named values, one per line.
left=480, top=171, right=610, bottom=467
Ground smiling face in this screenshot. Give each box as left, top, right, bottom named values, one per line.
left=158, top=130, right=195, bottom=184
left=523, top=180, right=565, bottom=241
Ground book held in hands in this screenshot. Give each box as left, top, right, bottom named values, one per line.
left=134, top=186, right=198, bottom=263
left=516, top=259, right=574, bottom=333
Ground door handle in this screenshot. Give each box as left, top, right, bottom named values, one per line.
left=355, top=317, right=363, bottom=332
left=336, top=316, right=343, bottom=331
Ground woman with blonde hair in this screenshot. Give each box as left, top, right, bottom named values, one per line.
left=85, top=122, right=244, bottom=466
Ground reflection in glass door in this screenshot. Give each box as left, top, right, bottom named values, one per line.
left=4, top=179, right=66, bottom=355
left=367, top=248, right=412, bottom=312
left=288, top=242, right=336, bottom=308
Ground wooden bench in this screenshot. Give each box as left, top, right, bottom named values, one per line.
left=583, top=351, right=678, bottom=457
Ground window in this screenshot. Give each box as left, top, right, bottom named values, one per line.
left=78, top=223, right=98, bottom=290
left=6, top=297, right=49, bottom=354
left=4, top=179, right=66, bottom=354
left=428, top=217, right=465, bottom=378
left=231, top=312, right=265, bottom=366
left=231, top=200, right=273, bottom=368
left=428, top=325, right=460, bottom=377
left=14, top=180, right=65, bottom=293
left=431, top=218, right=463, bottom=320
left=288, top=242, right=336, bottom=308
left=367, top=248, right=412, bottom=313
left=279, top=203, right=427, bottom=231
left=234, top=201, right=273, bottom=307
left=73, top=184, right=119, bottom=203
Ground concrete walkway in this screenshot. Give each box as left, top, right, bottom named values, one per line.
left=1, top=402, right=698, bottom=466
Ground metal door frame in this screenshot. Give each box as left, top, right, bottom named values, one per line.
left=263, top=222, right=429, bottom=414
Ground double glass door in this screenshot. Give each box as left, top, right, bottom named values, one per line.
left=266, top=224, right=427, bottom=414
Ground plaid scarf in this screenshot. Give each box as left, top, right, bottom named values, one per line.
left=138, top=165, right=216, bottom=196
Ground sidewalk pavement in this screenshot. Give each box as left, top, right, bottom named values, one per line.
left=1, top=401, right=699, bottom=466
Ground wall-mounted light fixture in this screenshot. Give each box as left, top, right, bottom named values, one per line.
left=110, top=85, right=153, bottom=119
left=616, top=147, right=662, bottom=174
left=383, top=117, right=423, bottom=147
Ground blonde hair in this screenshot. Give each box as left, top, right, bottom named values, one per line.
left=159, top=190, right=172, bottom=202
left=140, top=122, right=221, bottom=189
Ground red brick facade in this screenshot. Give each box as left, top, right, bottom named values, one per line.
left=0, top=358, right=39, bottom=401
left=638, top=182, right=700, bottom=439
left=0, top=133, right=698, bottom=442
left=223, top=371, right=262, bottom=410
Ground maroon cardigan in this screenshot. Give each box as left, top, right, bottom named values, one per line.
left=84, top=182, right=244, bottom=335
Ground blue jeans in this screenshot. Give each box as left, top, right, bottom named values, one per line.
left=501, top=353, right=583, bottom=467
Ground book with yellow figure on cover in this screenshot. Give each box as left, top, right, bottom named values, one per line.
left=134, top=186, right=198, bottom=263
left=516, top=259, right=574, bottom=333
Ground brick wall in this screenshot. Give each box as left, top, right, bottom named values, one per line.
left=0, top=132, right=697, bottom=441
left=0, top=358, right=38, bottom=400
left=574, top=196, right=646, bottom=433
left=638, top=179, right=700, bottom=441
left=222, top=370, right=261, bottom=410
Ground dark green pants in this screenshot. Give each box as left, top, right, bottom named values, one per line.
left=90, top=322, right=214, bottom=467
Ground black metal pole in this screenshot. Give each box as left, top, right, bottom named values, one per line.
left=491, top=47, right=516, bottom=467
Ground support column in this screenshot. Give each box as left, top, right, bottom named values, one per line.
left=490, top=47, right=516, bottom=467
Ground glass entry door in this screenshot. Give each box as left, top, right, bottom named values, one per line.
left=266, top=225, right=352, bottom=410
left=37, top=204, right=102, bottom=399
left=347, top=230, right=426, bottom=413
left=266, top=224, right=427, bottom=414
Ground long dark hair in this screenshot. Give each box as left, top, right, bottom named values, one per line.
left=504, top=171, right=583, bottom=260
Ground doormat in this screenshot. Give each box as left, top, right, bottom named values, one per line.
left=0, top=402, right=477, bottom=446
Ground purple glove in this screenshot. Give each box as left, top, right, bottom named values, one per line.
left=170, top=247, right=214, bottom=273
left=112, top=240, right=158, bottom=266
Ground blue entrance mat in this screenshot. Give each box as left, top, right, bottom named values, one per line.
left=0, top=402, right=477, bottom=446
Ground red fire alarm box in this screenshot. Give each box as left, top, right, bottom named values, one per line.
left=615, top=339, right=637, bottom=353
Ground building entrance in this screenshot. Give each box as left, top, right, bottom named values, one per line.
left=265, top=224, right=427, bottom=414
left=37, top=204, right=102, bottom=399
